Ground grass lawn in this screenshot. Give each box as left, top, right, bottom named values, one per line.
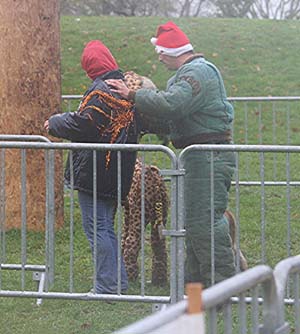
left=60, top=16, right=300, bottom=97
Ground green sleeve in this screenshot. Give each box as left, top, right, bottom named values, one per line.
left=134, top=76, right=194, bottom=121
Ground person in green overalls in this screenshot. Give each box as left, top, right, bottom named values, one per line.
left=107, top=21, right=236, bottom=288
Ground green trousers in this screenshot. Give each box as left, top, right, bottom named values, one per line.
left=183, top=149, right=236, bottom=288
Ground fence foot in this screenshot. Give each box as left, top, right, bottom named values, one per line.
left=32, top=271, right=46, bottom=306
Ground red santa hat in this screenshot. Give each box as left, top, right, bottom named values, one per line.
left=150, top=21, right=193, bottom=57
left=81, top=40, right=118, bottom=80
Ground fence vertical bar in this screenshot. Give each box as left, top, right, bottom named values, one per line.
left=69, top=151, right=74, bottom=292
left=272, top=102, right=277, bottom=180
left=21, top=149, right=27, bottom=291
left=0, top=148, right=6, bottom=288
left=45, top=150, right=49, bottom=291
left=235, top=152, right=241, bottom=272
left=117, top=151, right=123, bottom=295
left=140, top=154, right=146, bottom=296
left=243, top=102, right=250, bottom=179
left=286, top=152, right=291, bottom=259
left=223, top=302, right=232, bottom=334
left=176, top=159, right=185, bottom=302
left=238, top=292, right=247, bottom=334
left=251, top=285, right=260, bottom=334
left=260, top=152, right=266, bottom=264
left=210, top=151, right=215, bottom=286
left=294, top=272, right=300, bottom=334
left=93, top=150, right=97, bottom=293
left=260, top=275, right=281, bottom=334
left=47, top=149, right=55, bottom=287
left=287, top=103, right=291, bottom=145
left=209, top=308, right=218, bottom=334
left=258, top=103, right=262, bottom=145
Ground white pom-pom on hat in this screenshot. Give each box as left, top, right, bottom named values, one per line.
left=150, top=37, right=158, bottom=46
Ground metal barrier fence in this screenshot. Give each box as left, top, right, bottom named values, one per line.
left=62, top=95, right=300, bottom=177
left=0, top=140, right=180, bottom=305
left=1, top=140, right=300, bottom=298
left=115, top=261, right=297, bottom=334
left=0, top=135, right=54, bottom=305
left=62, top=95, right=300, bottom=146
left=175, top=144, right=300, bottom=305
left=274, top=255, right=300, bottom=334
left=228, top=97, right=300, bottom=185
left=117, top=254, right=300, bottom=333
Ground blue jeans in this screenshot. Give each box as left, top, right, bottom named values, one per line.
left=78, top=191, right=128, bottom=294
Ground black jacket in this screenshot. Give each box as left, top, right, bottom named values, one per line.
left=48, top=70, right=138, bottom=201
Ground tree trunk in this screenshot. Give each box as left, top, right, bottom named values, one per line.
left=0, top=1, right=64, bottom=231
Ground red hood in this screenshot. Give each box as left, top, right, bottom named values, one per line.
left=81, top=40, right=118, bottom=80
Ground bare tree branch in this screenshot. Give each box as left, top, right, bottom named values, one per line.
left=193, top=0, right=207, bottom=16
left=250, top=0, right=300, bottom=19
left=211, top=0, right=255, bottom=17
left=60, top=0, right=300, bottom=19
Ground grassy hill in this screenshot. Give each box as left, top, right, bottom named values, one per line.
left=61, top=16, right=300, bottom=97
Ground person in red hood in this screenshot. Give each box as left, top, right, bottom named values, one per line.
left=44, top=40, right=139, bottom=295
left=81, top=40, right=118, bottom=80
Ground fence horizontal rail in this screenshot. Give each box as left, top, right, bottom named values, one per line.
left=62, top=95, right=300, bottom=102
left=0, top=141, right=176, bottom=155
left=2, top=141, right=300, bottom=153
left=0, top=135, right=51, bottom=142
left=115, top=265, right=282, bottom=334
left=0, top=291, right=171, bottom=303
left=0, top=264, right=46, bottom=272
left=232, top=181, right=300, bottom=186
left=228, top=96, right=300, bottom=101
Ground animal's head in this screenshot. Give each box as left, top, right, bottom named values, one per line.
left=124, top=71, right=169, bottom=145
left=124, top=71, right=156, bottom=91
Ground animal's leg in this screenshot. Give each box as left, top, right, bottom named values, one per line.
left=150, top=221, right=168, bottom=286
left=122, top=203, right=130, bottom=253
left=122, top=211, right=142, bottom=281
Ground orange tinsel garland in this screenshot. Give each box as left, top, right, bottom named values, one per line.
left=79, top=90, right=135, bottom=167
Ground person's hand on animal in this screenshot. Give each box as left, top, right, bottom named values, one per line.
left=106, top=79, right=130, bottom=100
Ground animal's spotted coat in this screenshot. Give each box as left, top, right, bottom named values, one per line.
left=122, top=159, right=169, bottom=286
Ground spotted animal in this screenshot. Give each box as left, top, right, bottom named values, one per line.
left=122, top=72, right=247, bottom=279
left=122, top=168, right=247, bottom=287
left=122, top=159, right=169, bottom=286
left=124, top=71, right=170, bottom=143
left=124, top=71, right=157, bottom=91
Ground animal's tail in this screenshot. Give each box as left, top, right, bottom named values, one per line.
left=224, top=210, right=248, bottom=271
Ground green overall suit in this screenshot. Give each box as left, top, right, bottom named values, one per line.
left=134, top=55, right=236, bottom=287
